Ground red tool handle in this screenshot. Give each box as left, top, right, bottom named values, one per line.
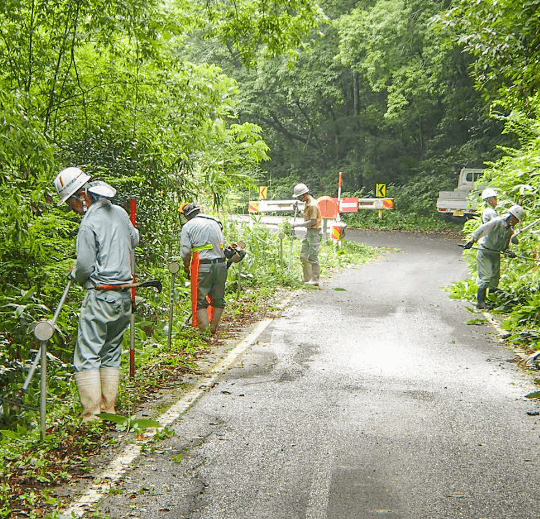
left=129, top=199, right=137, bottom=379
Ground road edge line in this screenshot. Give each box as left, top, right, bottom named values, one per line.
left=59, top=317, right=274, bottom=518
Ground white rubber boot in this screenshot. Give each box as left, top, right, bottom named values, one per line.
left=74, top=369, right=101, bottom=422
left=307, top=264, right=320, bottom=286
left=210, top=307, right=224, bottom=335
left=196, top=309, right=210, bottom=332
left=302, top=261, right=312, bottom=283
left=100, top=367, right=120, bottom=414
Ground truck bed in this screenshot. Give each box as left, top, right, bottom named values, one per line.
left=437, top=189, right=478, bottom=216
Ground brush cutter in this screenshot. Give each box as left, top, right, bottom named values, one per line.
left=14, top=278, right=73, bottom=409
left=459, top=243, right=538, bottom=262
left=515, top=217, right=540, bottom=237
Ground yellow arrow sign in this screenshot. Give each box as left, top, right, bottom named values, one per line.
left=376, top=183, right=386, bottom=197
left=259, top=186, right=268, bottom=199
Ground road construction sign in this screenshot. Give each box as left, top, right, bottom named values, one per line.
left=358, top=198, right=394, bottom=210
left=332, top=223, right=346, bottom=241
left=376, top=183, right=386, bottom=197
left=248, top=200, right=303, bottom=212
left=247, top=197, right=394, bottom=213
left=339, top=197, right=359, bottom=212
left=259, top=186, right=268, bottom=199
left=318, top=196, right=339, bottom=218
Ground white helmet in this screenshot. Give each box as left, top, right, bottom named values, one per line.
left=482, top=188, right=498, bottom=200
left=508, top=205, right=525, bottom=221
left=293, top=183, right=309, bottom=198
left=54, top=167, right=90, bottom=205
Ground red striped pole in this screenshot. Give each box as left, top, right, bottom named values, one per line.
left=129, top=199, right=137, bottom=379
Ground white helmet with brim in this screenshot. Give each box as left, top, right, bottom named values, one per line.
left=508, top=205, right=525, bottom=221
left=482, top=188, right=498, bottom=200
left=54, top=167, right=90, bottom=205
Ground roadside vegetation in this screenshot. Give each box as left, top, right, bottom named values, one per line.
left=0, top=222, right=378, bottom=518
left=3, top=0, right=540, bottom=516
left=451, top=118, right=540, bottom=354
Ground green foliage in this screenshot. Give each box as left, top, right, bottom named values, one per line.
left=452, top=100, right=540, bottom=354
left=436, top=0, right=540, bottom=110
left=98, top=413, right=161, bottom=433
left=198, top=0, right=324, bottom=66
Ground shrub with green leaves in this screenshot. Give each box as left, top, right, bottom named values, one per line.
left=452, top=103, right=540, bottom=352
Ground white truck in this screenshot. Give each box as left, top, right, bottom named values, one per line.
left=436, top=168, right=484, bottom=220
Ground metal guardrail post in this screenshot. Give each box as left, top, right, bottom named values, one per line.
left=167, top=261, right=181, bottom=350
left=33, top=321, right=54, bottom=440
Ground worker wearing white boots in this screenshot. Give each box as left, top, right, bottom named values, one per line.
left=54, top=167, right=139, bottom=422
left=180, top=203, right=227, bottom=335
left=292, top=183, right=322, bottom=286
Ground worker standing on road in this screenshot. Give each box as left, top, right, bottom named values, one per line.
left=292, top=183, right=322, bottom=286
left=481, top=188, right=498, bottom=223
left=180, top=203, right=227, bottom=335
left=463, top=205, right=525, bottom=309
left=54, top=167, right=139, bottom=422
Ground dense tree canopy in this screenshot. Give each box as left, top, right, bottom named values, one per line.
left=186, top=0, right=511, bottom=202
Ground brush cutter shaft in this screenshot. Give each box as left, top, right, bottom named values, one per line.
left=516, top=217, right=540, bottom=235
left=95, top=279, right=163, bottom=292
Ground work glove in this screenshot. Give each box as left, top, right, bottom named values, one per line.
left=463, top=241, right=474, bottom=250
left=511, top=235, right=519, bottom=245
left=505, top=250, right=517, bottom=258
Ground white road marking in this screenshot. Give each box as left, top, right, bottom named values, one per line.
left=59, top=318, right=273, bottom=518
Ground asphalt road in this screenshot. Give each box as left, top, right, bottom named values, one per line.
left=96, top=229, right=540, bottom=519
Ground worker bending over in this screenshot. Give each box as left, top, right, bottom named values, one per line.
left=180, top=203, right=227, bottom=334
left=464, top=205, right=525, bottom=309
left=54, top=167, right=139, bottom=422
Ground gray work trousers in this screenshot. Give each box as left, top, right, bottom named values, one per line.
left=73, top=289, right=132, bottom=372
left=477, top=249, right=501, bottom=290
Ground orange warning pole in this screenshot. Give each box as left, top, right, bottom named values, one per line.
left=129, top=198, right=137, bottom=379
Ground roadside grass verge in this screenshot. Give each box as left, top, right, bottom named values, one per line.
left=0, top=224, right=379, bottom=518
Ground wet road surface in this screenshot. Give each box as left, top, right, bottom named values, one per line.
left=96, top=229, right=540, bottom=519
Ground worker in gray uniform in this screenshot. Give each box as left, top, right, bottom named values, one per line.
left=292, top=183, right=322, bottom=286
left=180, top=202, right=227, bottom=334
left=54, top=167, right=139, bottom=422
left=463, top=205, right=525, bottom=309
left=481, top=188, right=498, bottom=223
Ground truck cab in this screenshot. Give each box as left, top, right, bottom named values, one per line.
left=436, top=168, right=484, bottom=220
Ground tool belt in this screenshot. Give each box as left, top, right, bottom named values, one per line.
left=200, top=258, right=225, bottom=264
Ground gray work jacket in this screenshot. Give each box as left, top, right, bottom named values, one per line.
left=180, top=215, right=225, bottom=261
left=75, top=199, right=139, bottom=288
left=472, top=216, right=512, bottom=253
